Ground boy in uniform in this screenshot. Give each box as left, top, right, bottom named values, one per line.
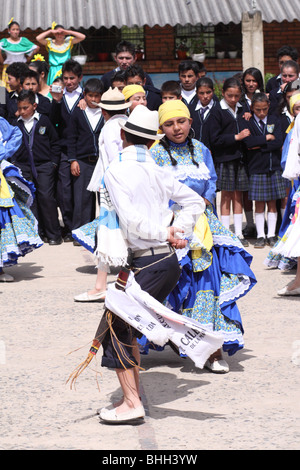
left=50, top=59, right=83, bottom=241
left=0, top=62, right=29, bottom=122
left=178, top=60, right=200, bottom=107
left=67, top=78, right=105, bottom=235
left=124, top=64, right=162, bottom=111
left=101, top=40, right=154, bottom=91
left=12, top=90, right=62, bottom=244
left=21, top=69, right=52, bottom=116
left=160, top=80, right=182, bottom=103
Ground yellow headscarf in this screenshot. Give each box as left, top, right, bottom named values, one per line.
left=122, top=84, right=145, bottom=101
left=286, top=93, right=300, bottom=133
left=157, top=100, right=212, bottom=252
left=289, top=93, right=300, bottom=115
left=158, top=99, right=190, bottom=126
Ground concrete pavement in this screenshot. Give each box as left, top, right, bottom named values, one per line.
left=0, top=237, right=300, bottom=450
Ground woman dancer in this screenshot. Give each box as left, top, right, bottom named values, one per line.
left=0, top=117, right=42, bottom=281
left=274, top=110, right=300, bottom=295
left=36, top=23, right=85, bottom=85
left=140, top=100, right=256, bottom=373
left=265, top=93, right=300, bottom=270
left=0, top=19, right=39, bottom=89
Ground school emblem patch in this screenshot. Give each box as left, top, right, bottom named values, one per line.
left=39, top=126, right=46, bottom=135
left=267, top=124, right=274, bottom=133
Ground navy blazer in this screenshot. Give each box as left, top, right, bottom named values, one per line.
left=0, top=91, right=52, bottom=123
left=49, top=92, right=83, bottom=152
left=145, top=85, right=162, bottom=111
left=101, top=68, right=154, bottom=91
left=268, top=88, right=283, bottom=116
left=240, top=114, right=284, bottom=175
left=67, top=107, right=104, bottom=162
left=11, top=113, right=61, bottom=171
left=208, top=105, right=246, bottom=164
left=266, top=75, right=281, bottom=94
left=189, top=99, right=221, bottom=149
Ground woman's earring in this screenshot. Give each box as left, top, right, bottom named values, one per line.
left=189, top=127, right=195, bottom=139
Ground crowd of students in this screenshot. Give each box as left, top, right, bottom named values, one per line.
left=0, top=22, right=299, bottom=293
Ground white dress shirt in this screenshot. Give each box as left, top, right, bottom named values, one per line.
left=18, top=111, right=40, bottom=132
left=84, top=106, right=103, bottom=131
left=220, top=98, right=243, bottom=118
left=104, top=144, right=205, bottom=251
left=195, top=99, right=214, bottom=119
left=64, top=86, right=82, bottom=111
left=181, top=87, right=196, bottom=104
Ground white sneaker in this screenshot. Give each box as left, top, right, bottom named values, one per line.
left=0, top=272, right=14, bottom=282
left=205, top=358, right=229, bottom=373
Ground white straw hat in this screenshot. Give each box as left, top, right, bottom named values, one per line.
left=98, top=87, right=132, bottom=110
left=119, top=105, right=164, bottom=140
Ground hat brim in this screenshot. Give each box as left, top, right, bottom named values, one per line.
left=119, top=119, right=164, bottom=140
left=95, top=101, right=132, bottom=111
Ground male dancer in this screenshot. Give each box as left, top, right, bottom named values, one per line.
left=96, top=105, right=206, bottom=423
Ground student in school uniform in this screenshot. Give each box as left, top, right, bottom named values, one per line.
left=100, top=40, right=154, bottom=92
left=178, top=60, right=200, bottom=108
left=269, top=60, right=299, bottom=116
left=160, top=80, right=182, bottom=103
left=11, top=90, right=62, bottom=244
left=20, top=69, right=52, bottom=116
left=67, top=78, right=105, bottom=237
left=209, top=77, right=250, bottom=246
left=123, top=64, right=162, bottom=111
left=266, top=45, right=299, bottom=93
left=110, top=70, right=126, bottom=92
left=275, top=79, right=300, bottom=134
left=0, top=61, right=29, bottom=122
left=240, top=93, right=286, bottom=248
left=189, top=76, right=221, bottom=150
left=49, top=59, right=84, bottom=241
left=240, top=67, right=265, bottom=115
left=238, top=67, right=265, bottom=240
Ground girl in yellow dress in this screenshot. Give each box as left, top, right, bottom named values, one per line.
left=36, top=23, right=86, bottom=85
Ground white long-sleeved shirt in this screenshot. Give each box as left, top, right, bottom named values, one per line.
left=104, top=144, right=205, bottom=251
left=87, top=114, right=127, bottom=192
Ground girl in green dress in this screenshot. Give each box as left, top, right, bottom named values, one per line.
left=0, top=19, right=39, bottom=89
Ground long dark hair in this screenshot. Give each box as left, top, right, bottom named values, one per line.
left=159, top=133, right=199, bottom=167
left=242, top=67, right=265, bottom=94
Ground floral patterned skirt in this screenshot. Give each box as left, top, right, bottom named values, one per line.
left=138, top=206, right=257, bottom=357
left=0, top=162, right=42, bottom=267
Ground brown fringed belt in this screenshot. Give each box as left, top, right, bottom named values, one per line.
left=66, top=248, right=175, bottom=389
left=66, top=261, right=133, bottom=390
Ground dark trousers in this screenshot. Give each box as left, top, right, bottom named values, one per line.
left=71, top=158, right=97, bottom=231
left=56, top=152, right=73, bottom=235
left=101, top=251, right=181, bottom=369
left=19, top=162, right=61, bottom=240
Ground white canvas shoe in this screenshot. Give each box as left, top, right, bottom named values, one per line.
left=277, top=285, right=300, bottom=296
left=0, top=272, right=14, bottom=282
left=74, top=290, right=106, bottom=302
left=99, top=405, right=145, bottom=424
left=205, top=358, right=229, bottom=373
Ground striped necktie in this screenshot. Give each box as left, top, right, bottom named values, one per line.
left=200, top=106, right=208, bottom=119
left=259, top=120, right=265, bottom=132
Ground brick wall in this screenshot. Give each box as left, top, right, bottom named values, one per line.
left=263, top=20, right=300, bottom=75
left=0, top=21, right=299, bottom=78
